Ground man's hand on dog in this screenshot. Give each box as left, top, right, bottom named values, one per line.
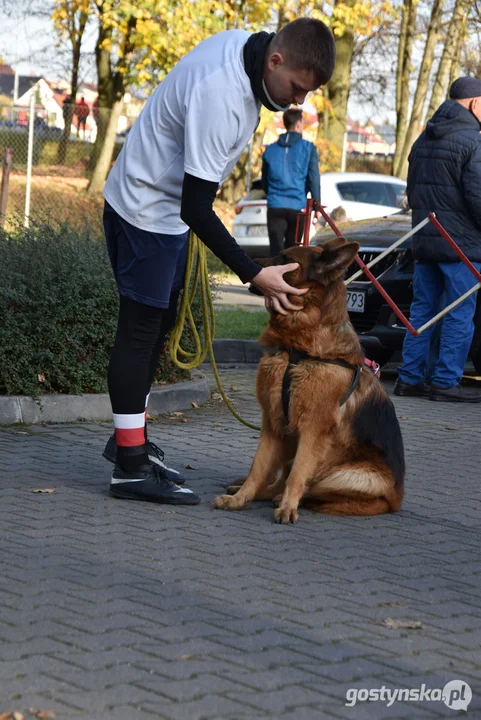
left=251, top=264, right=307, bottom=315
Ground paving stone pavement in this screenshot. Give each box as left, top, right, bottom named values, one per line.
left=1, top=365, right=480, bottom=720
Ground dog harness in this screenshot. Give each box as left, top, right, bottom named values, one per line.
left=280, top=348, right=364, bottom=423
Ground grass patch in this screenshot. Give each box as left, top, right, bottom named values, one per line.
left=214, top=308, right=268, bottom=340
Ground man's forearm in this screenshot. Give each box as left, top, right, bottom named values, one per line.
left=180, top=173, right=261, bottom=283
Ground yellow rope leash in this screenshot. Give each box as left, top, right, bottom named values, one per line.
left=168, top=231, right=261, bottom=431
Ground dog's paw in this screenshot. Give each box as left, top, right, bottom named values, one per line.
left=274, top=506, right=299, bottom=524
left=212, top=494, right=249, bottom=511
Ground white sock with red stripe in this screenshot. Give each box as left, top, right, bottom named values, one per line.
left=113, top=411, right=146, bottom=447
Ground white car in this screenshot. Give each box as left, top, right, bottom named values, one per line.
left=233, top=171, right=407, bottom=257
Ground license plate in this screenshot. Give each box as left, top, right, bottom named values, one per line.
left=246, top=225, right=268, bottom=237
left=347, top=290, right=365, bottom=313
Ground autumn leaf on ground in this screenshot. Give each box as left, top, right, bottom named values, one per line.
left=32, top=488, right=56, bottom=494
left=191, top=401, right=199, bottom=408
left=378, top=601, right=404, bottom=607
left=29, top=711, right=56, bottom=719
left=184, top=464, right=196, bottom=470
left=0, top=713, right=24, bottom=720
left=378, top=617, right=423, bottom=629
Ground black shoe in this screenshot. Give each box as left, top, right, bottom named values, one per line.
left=430, top=384, right=481, bottom=403
left=102, top=434, right=186, bottom=484
left=109, top=462, right=200, bottom=504
left=248, top=284, right=264, bottom=296
left=393, top=379, right=431, bottom=397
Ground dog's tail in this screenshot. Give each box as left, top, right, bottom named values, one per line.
left=352, top=391, right=405, bottom=494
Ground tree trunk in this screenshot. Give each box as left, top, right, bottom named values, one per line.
left=57, top=9, right=88, bottom=165
left=317, top=87, right=329, bottom=139
left=448, top=27, right=464, bottom=88
left=58, top=97, right=75, bottom=166
left=326, top=0, right=356, bottom=160
left=88, top=99, right=123, bottom=193
left=396, top=0, right=445, bottom=180
left=425, top=0, right=470, bottom=121
left=392, top=0, right=417, bottom=177
left=87, top=12, right=136, bottom=191
left=87, top=25, right=112, bottom=173
left=276, top=1, right=290, bottom=30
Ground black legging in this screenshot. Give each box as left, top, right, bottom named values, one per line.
left=267, top=207, right=304, bottom=257
left=108, top=291, right=180, bottom=415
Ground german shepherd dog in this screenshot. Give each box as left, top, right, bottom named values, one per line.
left=213, top=240, right=405, bottom=523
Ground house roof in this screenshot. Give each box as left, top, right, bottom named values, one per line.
left=0, top=64, right=14, bottom=75
left=0, top=74, right=42, bottom=99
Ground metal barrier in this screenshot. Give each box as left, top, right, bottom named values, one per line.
left=297, top=199, right=481, bottom=337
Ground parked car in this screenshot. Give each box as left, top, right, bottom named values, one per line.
left=312, top=212, right=481, bottom=372
left=0, top=118, right=64, bottom=139
left=33, top=118, right=64, bottom=140
left=233, top=172, right=407, bottom=257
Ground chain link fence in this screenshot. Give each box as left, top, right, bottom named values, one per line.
left=0, top=99, right=125, bottom=233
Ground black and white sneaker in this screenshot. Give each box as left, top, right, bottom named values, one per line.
left=102, top=434, right=187, bottom=484
left=110, top=462, right=200, bottom=504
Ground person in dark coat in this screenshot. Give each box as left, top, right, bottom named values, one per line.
left=395, top=76, right=481, bottom=402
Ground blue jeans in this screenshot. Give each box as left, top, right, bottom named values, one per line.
left=399, top=261, right=481, bottom=388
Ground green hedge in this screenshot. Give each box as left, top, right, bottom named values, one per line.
left=0, top=221, right=200, bottom=396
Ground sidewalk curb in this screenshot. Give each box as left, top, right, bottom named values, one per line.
left=0, top=371, right=210, bottom=425
left=211, top=339, right=263, bottom=364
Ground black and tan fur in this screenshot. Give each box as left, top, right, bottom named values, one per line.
left=212, top=240, right=405, bottom=523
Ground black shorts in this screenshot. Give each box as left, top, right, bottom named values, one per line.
left=104, top=201, right=189, bottom=308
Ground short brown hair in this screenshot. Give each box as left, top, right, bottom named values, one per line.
left=283, top=109, right=303, bottom=130
left=273, top=18, right=336, bottom=87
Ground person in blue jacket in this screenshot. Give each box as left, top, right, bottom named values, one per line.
left=395, top=76, right=481, bottom=403
left=262, top=108, right=320, bottom=256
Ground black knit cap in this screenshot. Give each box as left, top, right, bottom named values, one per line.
left=449, top=76, right=481, bottom=99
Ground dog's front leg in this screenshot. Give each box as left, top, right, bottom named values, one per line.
left=212, top=430, right=284, bottom=511
left=275, top=434, right=332, bottom=524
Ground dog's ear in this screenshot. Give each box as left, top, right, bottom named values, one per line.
left=309, top=242, right=360, bottom=281
left=321, top=236, right=349, bottom=252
